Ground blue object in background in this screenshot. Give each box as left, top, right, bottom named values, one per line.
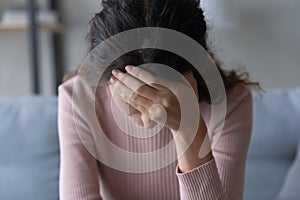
left=245, top=88, right=300, bottom=200
left=0, top=96, right=59, bottom=200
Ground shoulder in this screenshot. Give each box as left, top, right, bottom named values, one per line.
left=225, top=84, right=253, bottom=129
left=57, top=78, right=77, bottom=120
left=226, top=84, right=252, bottom=111
left=58, top=76, right=111, bottom=116
left=200, top=84, right=253, bottom=133
left=201, top=84, right=252, bottom=117
left=58, top=77, right=75, bottom=102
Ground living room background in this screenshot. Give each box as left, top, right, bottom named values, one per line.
left=0, top=0, right=299, bottom=96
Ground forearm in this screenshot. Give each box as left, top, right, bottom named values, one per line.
left=172, top=117, right=213, bottom=173
left=173, top=118, right=228, bottom=200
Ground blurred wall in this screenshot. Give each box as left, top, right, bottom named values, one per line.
left=0, top=0, right=53, bottom=96
left=60, top=0, right=101, bottom=77
left=62, top=0, right=300, bottom=89
left=0, top=0, right=100, bottom=96
left=0, top=0, right=299, bottom=96
left=202, top=0, right=300, bottom=89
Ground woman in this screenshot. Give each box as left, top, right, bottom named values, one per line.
left=59, top=0, right=258, bottom=199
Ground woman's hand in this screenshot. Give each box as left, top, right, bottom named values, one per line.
left=109, top=65, right=213, bottom=172
left=109, top=65, right=196, bottom=132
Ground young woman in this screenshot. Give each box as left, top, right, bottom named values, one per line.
left=59, top=0, right=258, bottom=199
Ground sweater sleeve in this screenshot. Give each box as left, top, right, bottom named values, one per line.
left=58, top=81, right=103, bottom=200
left=176, top=85, right=253, bottom=200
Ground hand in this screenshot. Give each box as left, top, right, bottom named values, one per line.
left=109, top=65, right=213, bottom=172
left=109, top=65, right=197, bottom=132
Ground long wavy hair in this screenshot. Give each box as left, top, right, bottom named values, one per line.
left=64, top=0, right=259, bottom=103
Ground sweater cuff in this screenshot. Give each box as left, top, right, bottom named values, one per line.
left=176, top=159, right=225, bottom=200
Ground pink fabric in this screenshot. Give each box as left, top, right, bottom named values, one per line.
left=58, top=77, right=252, bottom=200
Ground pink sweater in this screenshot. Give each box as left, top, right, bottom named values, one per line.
left=58, top=77, right=252, bottom=200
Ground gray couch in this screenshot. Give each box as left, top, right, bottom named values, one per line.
left=0, top=97, right=59, bottom=200
left=0, top=88, right=299, bottom=200
left=245, top=88, right=300, bottom=200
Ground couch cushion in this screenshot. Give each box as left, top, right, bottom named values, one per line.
left=0, top=96, right=59, bottom=200
left=276, top=137, right=300, bottom=200
left=244, top=88, right=300, bottom=200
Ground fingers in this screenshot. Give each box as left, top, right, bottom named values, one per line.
left=110, top=66, right=165, bottom=128
left=141, top=114, right=157, bottom=128
left=125, top=65, right=167, bottom=90
left=109, top=84, right=154, bottom=128
left=131, top=113, right=144, bottom=127
left=112, top=78, right=152, bottom=113
left=112, top=69, right=157, bottom=100
left=109, top=84, right=130, bottom=114
left=125, top=65, right=156, bottom=85
left=109, top=84, right=140, bottom=117
left=110, top=78, right=156, bottom=129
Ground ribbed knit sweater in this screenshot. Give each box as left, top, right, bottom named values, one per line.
left=58, top=77, right=252, bottom=200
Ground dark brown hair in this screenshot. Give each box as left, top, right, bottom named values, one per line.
left=65, top=0, right=259, bottom=103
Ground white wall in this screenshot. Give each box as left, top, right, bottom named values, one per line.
left=60, top=0, right=101, bottom=72
left=202, top=0, right=300, bottom=89
left=0, top=0, right=299, bottom=96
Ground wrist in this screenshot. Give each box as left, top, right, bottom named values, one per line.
left=172, top=117, right=212, bottom=173
left=177, top=151, right=213, bottom=173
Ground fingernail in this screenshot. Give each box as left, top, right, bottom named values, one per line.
left=110, top=77, right=117, bottom=85
left=125, top=65, right=133, bottom=72
left=112, top=69, right=119, bottom=77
